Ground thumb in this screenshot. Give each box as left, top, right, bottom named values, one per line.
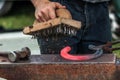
left=55, top=2, right=66, bottom=9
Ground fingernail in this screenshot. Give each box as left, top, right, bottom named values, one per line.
left=51, top=16, right=55, bottom=19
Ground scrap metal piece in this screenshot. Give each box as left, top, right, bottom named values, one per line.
left=89, top=40, right=120, bottom=53
left=0, top=47, right=31, bottom=62
left=8, top=47, right=31, bottom=62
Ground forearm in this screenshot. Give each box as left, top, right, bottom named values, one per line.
left=31, top=0, right=50, bottom=8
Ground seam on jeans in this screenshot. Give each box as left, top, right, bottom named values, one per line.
left=80, top=2, right=89, bottom=40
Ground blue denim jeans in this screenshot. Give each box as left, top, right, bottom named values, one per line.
left=37, top=0, right=112, bottom=54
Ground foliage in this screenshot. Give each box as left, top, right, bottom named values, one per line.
left=0, top=1, right=35, bottom=30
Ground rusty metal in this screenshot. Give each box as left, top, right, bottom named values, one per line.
left=1, top=54, right=115, bottom=63
left=0, top=56, right=10, bottom=62
left=28, top=54, right=115, bottom=63
left=0, top=47, right=31, bottom=62
left=0, top=41, right=119, bottom=79
left=0, top=54, right=117, bottom=80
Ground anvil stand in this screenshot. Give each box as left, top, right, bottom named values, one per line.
left=0, top=53, right=119, bottom=80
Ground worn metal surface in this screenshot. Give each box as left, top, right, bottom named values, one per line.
left=113, top=58, right=120, bottom=80
left=0, top=54, right=117, bottom=80
left=0, top=56, right=9, bottom=63
left=29, top=54, right=116, bottom=63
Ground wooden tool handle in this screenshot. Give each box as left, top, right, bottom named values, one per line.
left=56, top=8, right=72, bottom=19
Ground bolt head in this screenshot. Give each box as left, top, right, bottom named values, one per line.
left=8, top=52, right=17, bottom=62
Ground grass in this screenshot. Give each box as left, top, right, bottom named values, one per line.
left=0, top=1, right=35, bottom=31
left=113, top=43, right=120, bottom=58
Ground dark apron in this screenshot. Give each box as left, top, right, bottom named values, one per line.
left=37, top=0, right=112, bottom=54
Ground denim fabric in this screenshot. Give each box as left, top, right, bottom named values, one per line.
left=37, top=0, right=112, bottom=54
left=83, top=0, right=110, bottom=3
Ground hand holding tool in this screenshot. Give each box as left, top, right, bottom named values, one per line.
left=23, top=8, right=82, bottom=39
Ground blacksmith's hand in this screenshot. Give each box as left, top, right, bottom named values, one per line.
left=32, top=0, right=66, bottom=22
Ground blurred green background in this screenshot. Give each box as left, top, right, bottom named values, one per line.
left=0, top=1, right=35, bottom=31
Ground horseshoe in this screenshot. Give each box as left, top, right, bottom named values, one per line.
left=60, top=45, right=103, bottom=61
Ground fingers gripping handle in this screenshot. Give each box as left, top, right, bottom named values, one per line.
left=23, top=8, right=74, bottom=35
left=33, top=8, right=72, bottom=25
left=56, top=8, right=72, bottom=19
left=33, top=8, right=72, bottom=23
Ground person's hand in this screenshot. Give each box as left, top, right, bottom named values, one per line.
left=35, top=1, right=66, bottom=22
